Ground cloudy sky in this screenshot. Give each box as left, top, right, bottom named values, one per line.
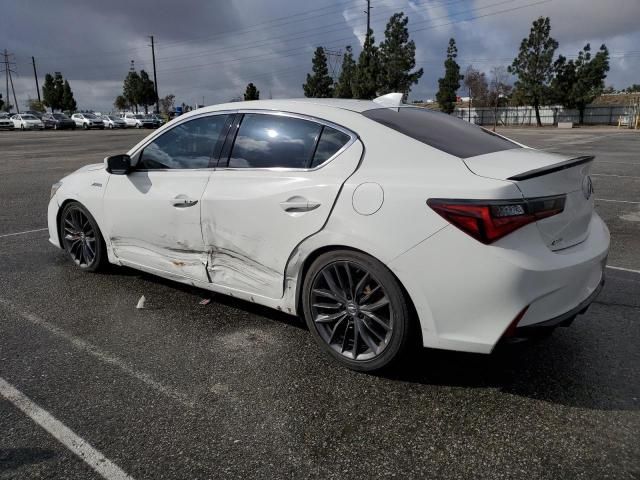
left=3, top=0, right=639, bottom=111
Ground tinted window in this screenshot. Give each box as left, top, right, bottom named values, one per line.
left=229, top=114, right=321, bottom=168
left=139, top=115, right=230, bottom=169
left=310, top=126, right=351, bottom=168
left=362, top=107, right=520, bottom=158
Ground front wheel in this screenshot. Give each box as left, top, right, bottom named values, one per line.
left=83, top=123, right=88, bottom=130
left=59, top=202, right=107, bottom=272
left=302, top=250, right=413, bottom=372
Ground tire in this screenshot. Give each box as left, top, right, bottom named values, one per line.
left=59, top=202, right=107, bottom=272
left=20, top=124, right=24, bottom=131
left=302, top=250, right=413, bottom=372
left=109, top=124, right=113, bottom=129
left=72, top=125, right=76, bottom=130
left=54, top=124, right=58, bottom=130
left=83, top=123, right=88, bottom=130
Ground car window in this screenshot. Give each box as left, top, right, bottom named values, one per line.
left=138, top=114, right=231, bottom=170
left=310, top=126, right=352, bottom=168
left=362, top=107, right=520, bottom=159
left=228, top=114, right=322, bottom=169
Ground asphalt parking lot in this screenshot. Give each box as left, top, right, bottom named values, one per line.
left=0, top=127, right=638, bottom=479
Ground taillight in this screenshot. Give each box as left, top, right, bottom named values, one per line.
left=427, top=195, right=565, bottom=244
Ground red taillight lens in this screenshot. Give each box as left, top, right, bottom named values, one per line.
left=427, top=196, right=565, bottom=244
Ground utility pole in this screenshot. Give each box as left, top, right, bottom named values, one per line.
left=32, top=56, right=41, bottom=103
left=150, top=35, right=159, bottom=114
left=2, top=50, right=18, bottom=113
left=364, top=0, right=371, bottom=40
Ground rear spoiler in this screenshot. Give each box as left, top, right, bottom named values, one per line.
left=508, top=155, right=594, bottom=181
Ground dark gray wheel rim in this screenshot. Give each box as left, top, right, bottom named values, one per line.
left=62, top=207, right=97, bottom=267
left=310, top=261, right=393, bottom=361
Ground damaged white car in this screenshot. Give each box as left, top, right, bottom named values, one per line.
left=48, top=94, right=609, bottom=371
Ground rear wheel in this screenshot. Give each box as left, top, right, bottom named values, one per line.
left=20, top=124, right=24, bottom=130
left=302, top=250, right=413, bottom=372
left=59, top=202, right=107, bottom=272
left=83, top=123, right=88, bottom=130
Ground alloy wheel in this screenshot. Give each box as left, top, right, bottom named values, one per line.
left=62, top=207, right=97, bottom=267
left=310, top=261, right=393, bottom=361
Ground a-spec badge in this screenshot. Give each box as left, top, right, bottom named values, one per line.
left=582, top=175, right=593, bottom=200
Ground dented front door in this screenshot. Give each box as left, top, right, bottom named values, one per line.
left=104, top=170, right=211, bottom=282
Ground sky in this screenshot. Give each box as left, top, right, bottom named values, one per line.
left=2, top=0, right=639, bottom=112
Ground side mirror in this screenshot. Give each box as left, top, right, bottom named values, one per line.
left=105, top=154, right=131, bottom=175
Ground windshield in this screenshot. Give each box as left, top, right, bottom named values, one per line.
left=22, top=114, right=37, bottom=120
left=84, top=114, right=97, bottom=119
left=108, top=116, right=119, bottom=121
left=361, top=107, right=520, bottom=159
left=53, top=113, right=68, bottom=119
left=134, top=114, right=144, bottom=119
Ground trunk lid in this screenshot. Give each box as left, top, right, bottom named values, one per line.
left=464, top=148, right=595, bottom=251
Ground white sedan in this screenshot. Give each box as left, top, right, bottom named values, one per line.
left=11, top=113, right=44, bottom=130
left=47, top=95, right=609, bottom=371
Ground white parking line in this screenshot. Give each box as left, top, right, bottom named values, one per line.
left=0, top=227, right=48, bottom=238
left=0, top=377, right=135, bottom=480
left=591, top=173, right=640, bottom=179
left=595, top=198, right=640, bottom=205
left=607, top=265, right=640, bottom=274
left=0, top=298, right=193, bottom=408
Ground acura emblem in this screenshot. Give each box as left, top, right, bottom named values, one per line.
left=582, top=176, right=593, bottom=199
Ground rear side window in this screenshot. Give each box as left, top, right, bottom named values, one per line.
left=362, top=107, right=520, bottom=158
left=229, top=114, right=322, bottom=169
left=310, top=127, right=352, bottom=168
left=139, top=114, right=230, bottom=169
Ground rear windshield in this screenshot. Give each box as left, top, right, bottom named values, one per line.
left=362, top=107, right=520, bottom=158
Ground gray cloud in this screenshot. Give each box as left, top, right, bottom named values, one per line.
left=4, top=0, right=639, bottom=111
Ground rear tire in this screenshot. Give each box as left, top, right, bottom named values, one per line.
left=302, top=250, right=413, bottom=372
left=59, top=202, right=107, bottom=272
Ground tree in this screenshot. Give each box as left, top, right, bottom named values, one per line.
left=303, top=47, right=334, bottom=98
left=487, top=66, right=512, bottom=131
left=114, top=95, right=128, bottom=112
left=158, top=94, right=175, bottom=115
left=123, top=71, right=141, bottom=113
left=0, top=93, right=4, bottom=112
left=625, top=84, right=640, bottom=93
left=552, top=44, right=610, bottom=124
left=61, top=80, right=76, bottom=112
left=137, top=70, right=157, bottom=114
left=463, top=65, right=488, bottom=121
left=27, top=98, right=46, bottom=113
left=353, top=29, right=381, bottom=99
left=509, top=17, right=558, bottom=126
left=378, top=12, right=423, bottom=97
left=42, top=72, right=64, bottom=111
left=244, top=83, right=260, bottom=100
left=436, top=38, right=462, bottom=114
left=334, top=46, right=356, bottom=98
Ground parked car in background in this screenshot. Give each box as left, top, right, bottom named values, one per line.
left=11, top=114, right=45, bottom=130
left=121, top=112, right=155, bottom=129
left=42, top=113, right=76, bottom=130
left=146, top=114, right=165, bottom=127
left=103, top=115, right=127, bottom=129
left=0, top=113, right=15, bottom=130
left=23, top=110, right=44, bottom=119
left=72, top=113, right=105, bottom=130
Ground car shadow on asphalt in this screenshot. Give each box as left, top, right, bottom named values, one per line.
left=0, top=448, right=57, bottom=472
left=106, top=265, right=638, bottom=412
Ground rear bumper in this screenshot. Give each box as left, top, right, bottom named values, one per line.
left=514, top=275, right=604, bottom=335
left=388, top=212, right=609, bottom=354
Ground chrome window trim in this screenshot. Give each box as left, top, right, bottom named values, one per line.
left=129, top=109, right=358, bottom=173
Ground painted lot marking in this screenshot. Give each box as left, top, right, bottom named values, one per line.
left=607, top=265, right=640, bottom=275
left=0, top=298, right=194, bottom=408
left=0, top=227, right=48, bottom=238
left=592, top=173, right=640, bottom=179
left=595, top=198, right=640, bottom=205
left=0, top=377, right=135, bottom=480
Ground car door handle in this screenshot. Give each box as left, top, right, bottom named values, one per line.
left=170, top=196, right=198, bottom=208
left=280, top=197, right=321, bottom=213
